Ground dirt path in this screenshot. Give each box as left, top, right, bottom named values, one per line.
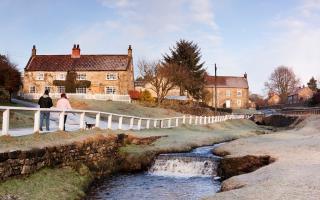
left=205, top=116, right=320, bottom=200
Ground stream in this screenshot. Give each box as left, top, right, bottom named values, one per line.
left=86, top=145, right=222, bottom=200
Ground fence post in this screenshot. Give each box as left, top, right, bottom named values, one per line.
left=168, top=118, right=171, bottom=128
left=129, top=117, right=134, bottom=129
left=95, top=112, right=101, bottom=128
left=200, top=116, right=203, bottom=124
left=204, top=116, right=207, bottom=125
left=146, top=119, right=150, bottom=129
left=176, top=117, right=179, bottom=127
left=2, top=109, right=10, bottom=135
left=182, top=115, right=186, bottom=124
left=195, top=116, right=198, bottom=125
left=33, top=109, right=40, bottom=133
left=118, top=116, right=123, bottom=130
left=189, top=116, right=192, bottom=124
left=80, top=112, right=85, bottom=129
left=107, top=114, right=112, bottom=129
left=160, top=120, right=164, bottom=128
left=137, top=119, right=141, bottom=130
left=58, top=111, right=65, bottom=131
left=153, top=120, right=157, bottom=128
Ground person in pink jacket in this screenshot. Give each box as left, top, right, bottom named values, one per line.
left=56, top=93, right=72, bottom=131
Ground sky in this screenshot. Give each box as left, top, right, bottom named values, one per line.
left=1, top=0, right=320, bottom=94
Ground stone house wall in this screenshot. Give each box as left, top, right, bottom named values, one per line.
left=205, top=87, right=249, bottom=109
left=23, top=70, right=134, bottom=95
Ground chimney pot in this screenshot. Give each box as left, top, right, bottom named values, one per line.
left=128, top=45, right=132, bottom=57
left=71, top=44, right=80, bottom=58
left=244, top=72, right=247, bottom=79
left=32, top=45, right=37, bottom=57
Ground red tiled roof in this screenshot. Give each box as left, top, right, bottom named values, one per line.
left=205, top=75, right=249, bottom=88
left=25, top=55, right=131, bottom=71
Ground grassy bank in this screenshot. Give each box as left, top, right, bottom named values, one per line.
left=0, top=119, right=268, bottom=199
left=0, top=166, right=93, bottom=200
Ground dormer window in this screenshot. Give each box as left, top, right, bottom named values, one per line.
left=77, top=73, right=86, bottom=80
left=106, top=73, right=118, bottom=80
left=36, top=72, right=44, bottom=81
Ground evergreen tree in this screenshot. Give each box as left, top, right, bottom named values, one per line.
left=307, top=77, right=317, bottom=91
left=163, top=39, right=205, bottom=100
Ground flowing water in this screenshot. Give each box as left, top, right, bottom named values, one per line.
left=86, top=145, right=222, bottom=200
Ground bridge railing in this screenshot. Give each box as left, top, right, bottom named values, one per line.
left=0, top=106, right=247, bottom=136
left=280, top=107, right=320, bottom=116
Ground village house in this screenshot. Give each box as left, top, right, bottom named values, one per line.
left=204, top=73, right=249, bottom=109
left=267, top=92, right=281, bottom=106
left=22, top=44, right=134, bottom=99
left=287, top=86, right=314, bottom=104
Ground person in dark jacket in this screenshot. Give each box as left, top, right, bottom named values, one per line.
left=38, top=89, right=53, bottom=131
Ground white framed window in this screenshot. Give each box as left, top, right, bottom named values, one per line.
left=76, top=87, right=87, bottom=94
left=36, top=72, right=44, bottom=80
left=237, top=89, right=242, bottom=97
left=226, top=90, right=231, bottom=97
left=106, top=73, right=118, bottom=80
left=237, top=99, right=242, bottom=107
left=105, top=86, right=116, bottom=94
left=45, top=86, right=51, bottom=92
left=57, top=86, right=65, bottom=93
left=29, top=86, right=36, bottom=93
left=76, top=73, right=86, bottom=80
left=56, top=73, right=66, bottom=80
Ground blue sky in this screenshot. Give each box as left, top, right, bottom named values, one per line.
left=1, top=0, right=320, bottom=94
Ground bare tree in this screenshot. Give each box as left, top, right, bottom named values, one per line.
left=138, top=60, right=176, bottom=105
left=264, top=66, right=300, bottom=103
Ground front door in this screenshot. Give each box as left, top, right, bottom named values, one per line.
left=226, top=100, right=231, bottom=108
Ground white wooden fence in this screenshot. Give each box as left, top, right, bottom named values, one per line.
left=20, top=93, right=131, bottom=102
left=0, top=106, right=246, bottom=136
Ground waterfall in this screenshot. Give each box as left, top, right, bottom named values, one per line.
left=148, top=146, right=220, bottom=178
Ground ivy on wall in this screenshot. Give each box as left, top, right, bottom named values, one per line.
left=53, top=70, right=91, bottom=93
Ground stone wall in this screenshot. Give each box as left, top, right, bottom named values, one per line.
left=0, top=134, right=123, bottom=180
left=205, top=87, right=249, bottom=109
left=23, top=69, right=134, bottom=95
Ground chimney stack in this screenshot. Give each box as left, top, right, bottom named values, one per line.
left=71, top=44, right=80, bottom=58
left=128, top=45, right=132, bottom=57
left=32, top=45, right=36, bottom=57
left=244, top=72, right=247, bottom=79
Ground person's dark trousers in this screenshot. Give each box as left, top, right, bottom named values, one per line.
left=63, top=115, right=67, bottom=131
left=40, top=112, right=50, bottom=131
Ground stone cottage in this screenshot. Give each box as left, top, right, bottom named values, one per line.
left=205, top=74, right=249, bottom=109
left=287, top=86, right=314, bottom=104
left=22, top=44, right=134, bottom=96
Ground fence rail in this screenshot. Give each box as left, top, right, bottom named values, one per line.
left=281, top=107, right=320, bottom=116
left=19, top=93, right=131, bottom=102
left=0, top=106, right=247, bottom=136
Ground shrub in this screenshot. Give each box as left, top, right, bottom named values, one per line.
left=139, top=90, right=153, bottom=102
left=309, top=91, right=320, bottom=106
left=128, top=90, right=141, bottom=100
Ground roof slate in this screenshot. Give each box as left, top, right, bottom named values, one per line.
left=205, top=75, right=249, bottom=89
left=25, top=55, right=130, bottom=71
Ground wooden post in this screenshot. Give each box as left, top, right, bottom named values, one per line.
left=58, top=111, right=65, bottom=131
left=2, top=109, right=10, bottom=135
left=195, top=116, right=198, bottom=125
left=95, top=112, right=100, bottom=128
left=137, top=119, right=141, bottom=130
left=107, top=114, right=112, bottom=129
left=168, top=118, right=171, bottom=128
left=33, top=109, right=40, bottom=133
left=129, top=117, right=134, bottom=129
left=153, top=120, right=157, bottom=128
left=189, top=116, right=192, bottom=124
left=118, top=116, right=123, bottom=130
left=146, top=119, right=150, bottom=129
left=79, top=112, right=85, bottom=129
left=160, top=120, right=164, bottom=128
left=199, top=116, right=203, bottom=124
left=182, top=115, right=186, bottom=124
left=175, top=117, right=179, bottom=127
left=204, top=116, right=207, bottom=124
